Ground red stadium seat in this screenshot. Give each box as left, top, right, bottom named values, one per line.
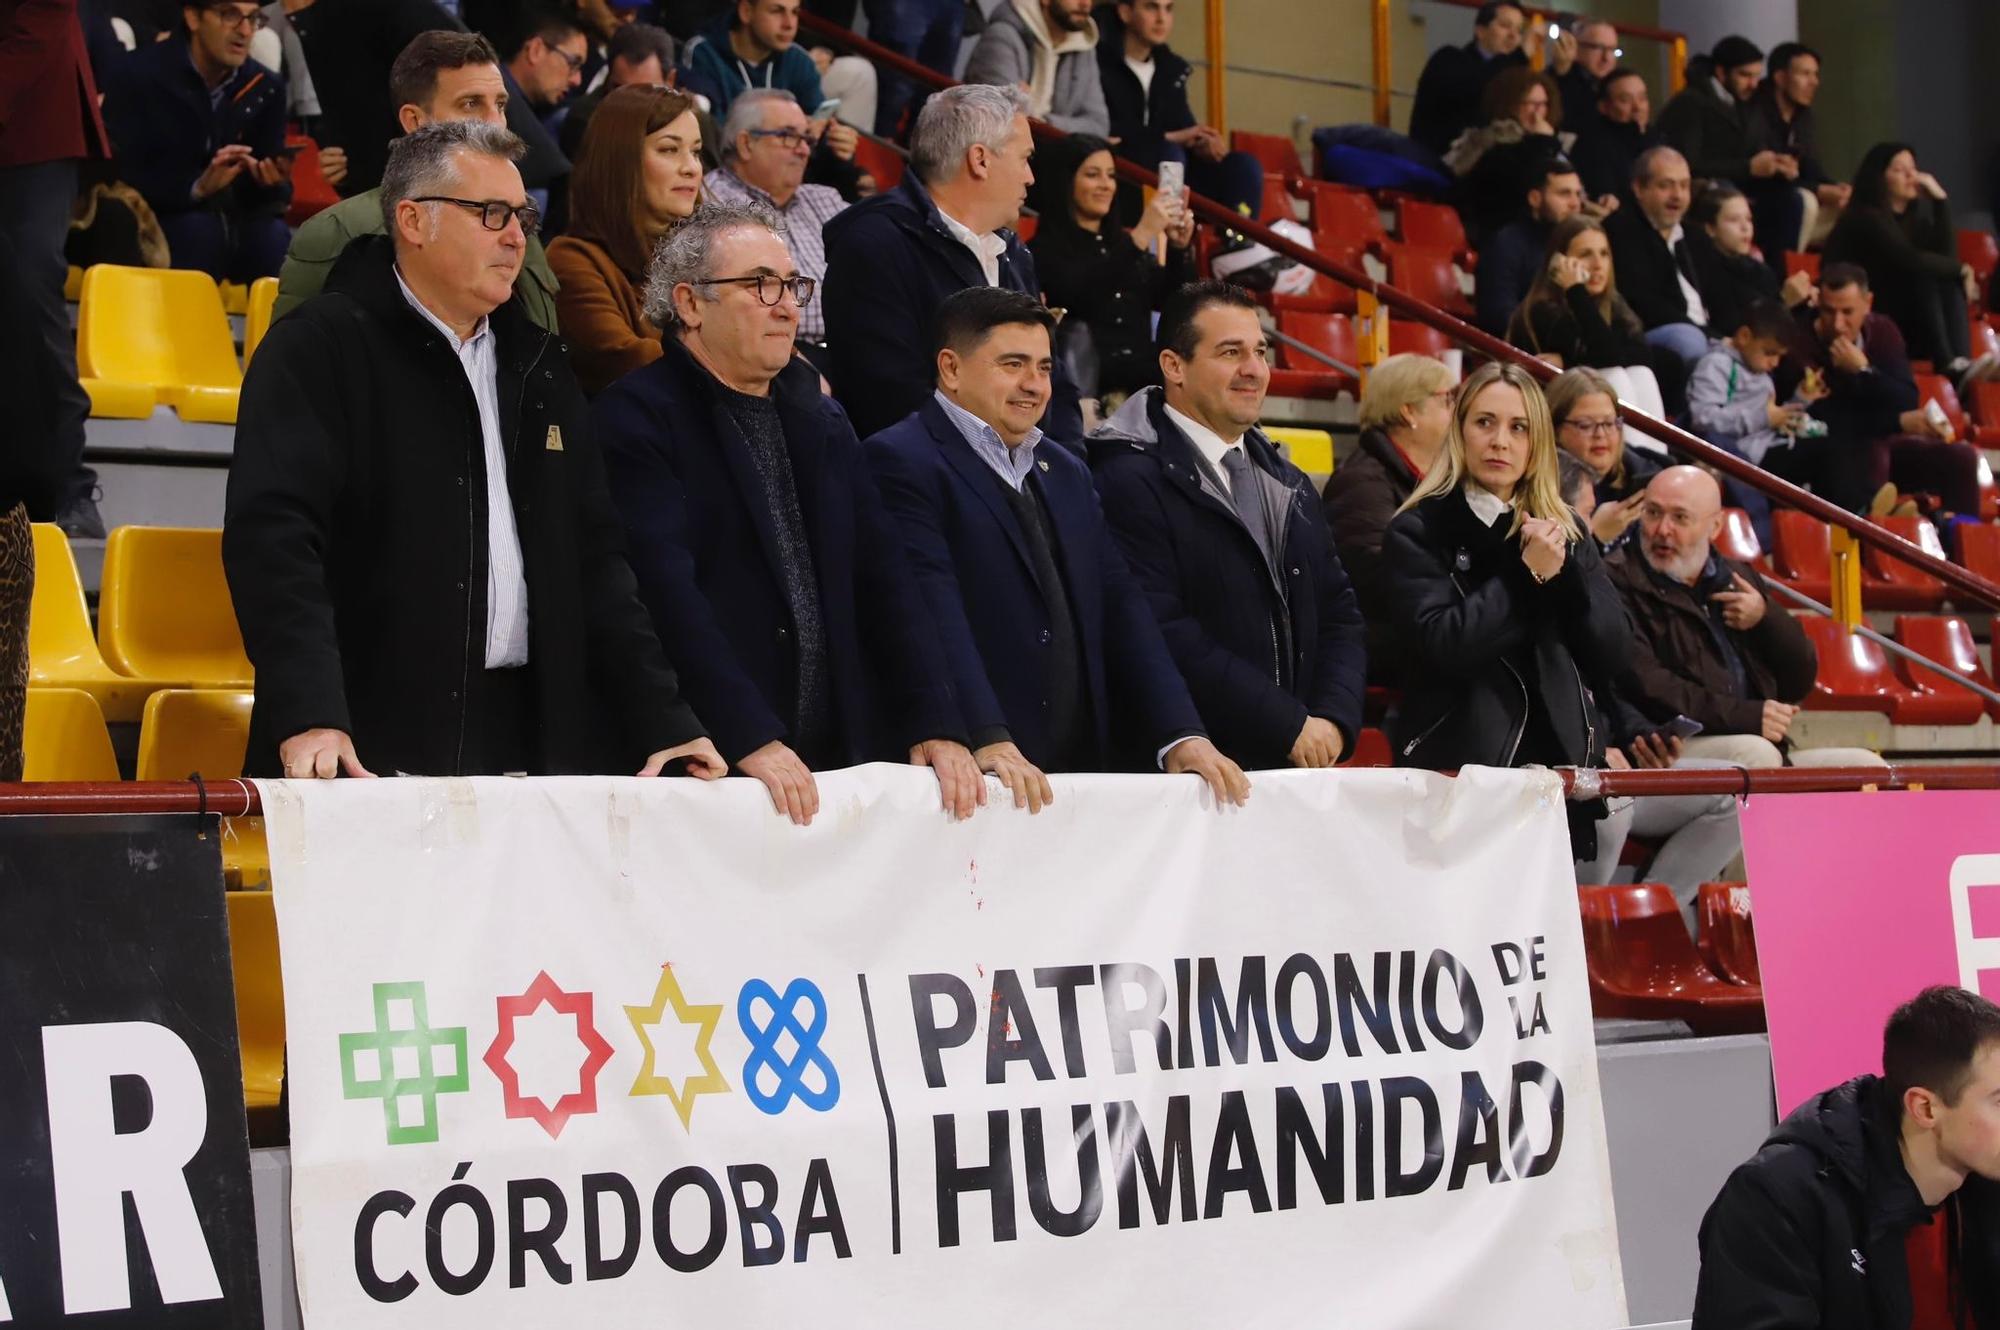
left=1714, top=508, right=1766, bottom=566
left=1913, top=374, right=1971, bottom=441
left=1397, top=198, right=1472, bottom=262
left=1971, top=381, right=2000, bottom=448
left=1266, top=258, right=1360, bottom=315
left=1388, top=243, right=1473, bottom=320
left=1696, top=883, right=1761, bottom=987
left=1230, top=128, right=1303, bottom=181
left=1301, top=183, right=1389, bottom=252
left=1260, top=173, right=1296, bottom=224
left=850, top=133, right=905, bottom=191
left=1961, top=229, right=1999, bottom=286
left=1768, top=509, right=1832, bottom=603
left=1348, top=727, right=1391, bottom=767
left=1013, top=212, right=1037, bottom=244
left=283, top=133, right=339, bottom=228
left=1961, top=522, right=2000, bottom=585
left=1895, top=614, right=2000, bottom=722
left=1860, top=514, right=1947, bottom=611
left=1782, top=250, right=1820, bottom=283
left=1269, top=311, right=1358, bottom=399
left=1388, top=319, right=1453, bottom=359
left=1578, top=884, right=1765, bottom=1034
left=1795, top=615, right=1931, bottom=719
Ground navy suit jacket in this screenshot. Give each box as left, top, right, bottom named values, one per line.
left=592, top=340, right=964, bottom=766
left=865, top=397, right=1204, bottom=771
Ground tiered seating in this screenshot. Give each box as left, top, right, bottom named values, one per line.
left=76, top=265, right=243, bottom=424
left=1860, top=514, right=1947, bottom=610
left=1259, top=174, right=1296, bottom=224
left=1695, top=882, right=1761, bottom=987
left=1303, top=184, right=1389, bottom=254
left=226, top=890, right=286, bottom=1109
left=1388, top=244, right=1473, bottom=321
left=1794, top=615, right=1966, bottom=722
left=1270, top=310, right=1358, bottom=398
left=21, top=688, right=120, bottom=781
left=1230, top=128, right=1304, bottom=182
left=136, top=689, right=270, bottom=889
left=1960, top=522, right=2000, bottom=585
left=1395, top=198, right=1473, bottom=265
left=28, top=525, right=150, bottom=721
left=1714, top=507, right=1767, bottom=567
left=1913, top=373, right=1970, bottom=441
left=1894, top=615, right=2000, bottom=722
left=98, top=527, right=253, bottom=689
left=1388, top=320, right=1454, bottom=358
left=1768, top=509, right=1832, bottom=603
left=1268, top=255, right=1360, bottom=315
left=1971, top=381, right=2000, bottom=448
left=1578, top=883, right=1765, bottom=1034
left=243, top=275, right=279, bottom=365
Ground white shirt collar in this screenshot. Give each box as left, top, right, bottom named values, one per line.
left=935, top=204, right=1006, bottom=285
left=1463, top=481, right=1513, bottom=527
left=1163, top=402, right=1248, bottom=491
left=394, top=266, right=490, bottom=352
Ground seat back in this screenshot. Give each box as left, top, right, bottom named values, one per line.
left=1388, top=319, right=1453, bottom=358
left=1715, top=508, right=1765, bottom=563
left=1306, top=185, right=1388, bottom=250
left=1276, top=311, right=1357, bottom=370
left=1782, top=250, right=1820, bottom=282
left=1349, top=727, right=1392, bottom=767
left=76, top=265, right=242, bottom=395
left=1262, top=426, right=1334, bottom=480
left=1862, top=514, right=1946, bottom=597
left=1769, top=508, right=1831, bottom=582
left=1913, top=373, right=1970, bottom=440
left=1389, top=243, right=1469, bottom=314
left=283, top=132, right=339, bottom=228
left=226, top=890, right=287, bottom=1109
left=98, top=527, right=252, bottom=685
left=1696, top=882, right=1761, bottom=986
left=1961, top=521, right=2000, bottom=584
left=1973, top=381, right=2000, bottom=433
left=1230, top=128, right=1302, bottom=179
left=1398, top=199, right=1468, bottom=253
left=1961, top=228, right=2000, bottom=285
left=1796, top=615, right=1907, bottom=708
left=1259, top=173, right=1296, bottom=223
left=28, top=524, right=109, bottom=686
left=136, top=688, right=253, bottom=781
left=22, top=688, right=120, bottom=782
left=851, top=133, right=905, bottom=191
left=1894, top=614, right=1998, bottom=716
left=242, top=276, right=279, bottom=366
left=1577, top=884, right=1711, bottom=995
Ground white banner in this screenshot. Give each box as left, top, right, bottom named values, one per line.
left=263, top=766, right=1627, bottom=1328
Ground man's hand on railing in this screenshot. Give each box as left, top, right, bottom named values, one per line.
left=280, top=728, right=375, bottom=780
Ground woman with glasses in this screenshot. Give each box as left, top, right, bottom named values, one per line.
left=548, top=84, right=705, bottom=394
left=1546, top=366, right=1658, bottom=549
left=1025, top=133, right=1194, bottom=405
left=1382, top=361, right=1629, bottom=860
left=1322, top=353, right=1456, bottom=686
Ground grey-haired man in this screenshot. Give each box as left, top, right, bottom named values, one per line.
left=227, top=120, right=724, bottom=783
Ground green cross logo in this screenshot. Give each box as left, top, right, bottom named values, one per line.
left=338, top=981, right=470, bottom=1146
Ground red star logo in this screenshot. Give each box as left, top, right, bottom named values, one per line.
left=483, top=971, right=614, bottom=1139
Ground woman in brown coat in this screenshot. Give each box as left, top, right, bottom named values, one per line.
left=548, top=84, right=704, bottom=395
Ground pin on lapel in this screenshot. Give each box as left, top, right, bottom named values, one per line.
left=1038, top=460, right=1049, bottom=472
left=545, top=425, right=564, bottom=452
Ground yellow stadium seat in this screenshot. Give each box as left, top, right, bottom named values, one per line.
left=1264, top=426, right=1337, bottom=486
left=76, top=265, right=242, bottom=425
left=135, top=688, right=268, bottom=887
left=22, top=688, right=120, bottom=781
left=218, top=280, right=249, bottom=316
left=226, top=890, right=286, bottom=1109
left=80, top=378, right=158, bottom=419
left=242, top=276, right=279, bottom=366
left=65, top=264, right=83, bottom=302
left=99, top=527, right=252, bottom=689
left=27, top=523, right=150, bottom=722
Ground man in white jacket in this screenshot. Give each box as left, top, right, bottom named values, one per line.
left=964, top=0, right=1109, bottom=137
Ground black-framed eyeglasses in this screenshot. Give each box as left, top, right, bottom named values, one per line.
left=747, top=127, right=814, bottom=150
left=207, top=4, right=268, bottom=28
left=411, top=196, right=543, bottom=236
left=691, top=273, right=816, bottom=307
left=550, top=45, right=586, bottom=72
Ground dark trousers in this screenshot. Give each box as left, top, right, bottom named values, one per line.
left=1748, top=180, right=1806, bottom=276
left=1878, top=277, right=1972, bottom=369
left=1763, top=433, right=1872, bottom=514
left=160, top=208, right=291, bottom=283
left=866, top=0, right=963, bottom=138
left=0, top=160, right=96, bottom=511
left=467, top=664, right=539, bottom=776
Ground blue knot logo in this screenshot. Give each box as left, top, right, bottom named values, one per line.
left=737, top=977, right=840, bottom=1115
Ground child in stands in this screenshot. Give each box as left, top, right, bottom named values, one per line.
left=1686, top=299, right=1825, bottom=544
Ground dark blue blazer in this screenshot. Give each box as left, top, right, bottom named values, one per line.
left=865, top=397, right=1203, bottom=770
left=1089, top=393, right=1367, bottom=771
left=591, top=339, right=965, bottom=766
left=100, top=35, right=289, bottom=221
left=822, top=172, right=1084, bottom=443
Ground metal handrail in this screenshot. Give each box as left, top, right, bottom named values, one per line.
left=797, top=12, right=2000, bottom=616
left=1763, top=582, right=2000, bottom=711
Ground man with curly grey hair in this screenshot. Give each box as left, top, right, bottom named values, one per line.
left=227, top=119, right=725, bottom=783
left=821, top=82, right=1083, bottom=441
left=591, top=202, right=991, bottom=828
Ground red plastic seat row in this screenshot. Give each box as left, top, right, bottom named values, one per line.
left=1893, top=614, right=2000, bottom=723
left=1696, top=882, right=1761, bottom=987
left=1795, top=615, right=1979, bottom=725
left=1395, top=198, right=1474, bottom=267
left=1269, top=311, right=1358, bottom=400
left=1386, top=242, right=1474, bottom=321
left=1579, top=884, right=1765, bottom=1035
left=1768, top=509, right=1955, bottom=612
left=1961, top=228, right=1999, bottom=287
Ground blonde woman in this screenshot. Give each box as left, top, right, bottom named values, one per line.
left=1322, top=352, right=1456, bottom=684
left=1382, top=360, right=1629, bottom=856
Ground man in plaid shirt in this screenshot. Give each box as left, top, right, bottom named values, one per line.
left=703, top=87, right=848, bottom=373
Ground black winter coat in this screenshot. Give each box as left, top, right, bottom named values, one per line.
left=1604, top=203, right=1707, bottom=332
left=591, top=339, right=966, bottom=767
left=1656, top=74, right=1769, bottom=186
left=1570, top=118, right=1654, bottom=209
left=1092, top=7, right=1196, bottom=164
left=1030, top=220, right=1193, bottom=398
left=225, top=235, right=706, bottom=776
left=100, top=34, right=289, bottom=224
left=1407, top=40, right=1527, bottom=159
left=1383, top=487, right=1628, bottom=853
left=288, top=0, right=459, bottom=195
left=821, top=172, right=1084, bottom=442
left=1321, top=427, right=1422, bottom=686
left=1694, top=1075, right=2000, bottom=1329
left=1088, top=390, right=1367, bottom=770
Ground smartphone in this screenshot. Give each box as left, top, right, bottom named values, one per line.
left=810, top=97, right=842, bottom=122
left=1548, top=22, right=1561, bottom=37
left=1662, top=715, right=1705, bottom=740
left=1157, top=159, right=1185, bottom=205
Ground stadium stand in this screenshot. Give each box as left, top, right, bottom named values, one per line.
left=97, top=526, right=252, bottom=690
left=76, top=265, right=244, bottom=425
left=21, top=688, right=120, bottom=782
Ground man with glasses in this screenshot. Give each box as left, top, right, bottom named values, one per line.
left=101, top=0, right=293, bottom=280
left=705, top=89, right=848, bottom=372
left=1604, top=465, right=1880, bottom=770
left=228, top=120, right=725, bottom=784
left=592, top=203, right=988, bottom=827
left=501, top=8, right=587, bottom=212
left=1547, top=18, right=1619, bottom=132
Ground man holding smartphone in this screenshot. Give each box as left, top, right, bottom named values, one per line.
left=101, top=0, right=293, bottom=280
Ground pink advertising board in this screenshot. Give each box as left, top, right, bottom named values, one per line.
left=1740, top=789, right=2000, bottom=1115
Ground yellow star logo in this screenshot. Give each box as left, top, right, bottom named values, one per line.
left=625, top=964, right=729, bottom=1129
